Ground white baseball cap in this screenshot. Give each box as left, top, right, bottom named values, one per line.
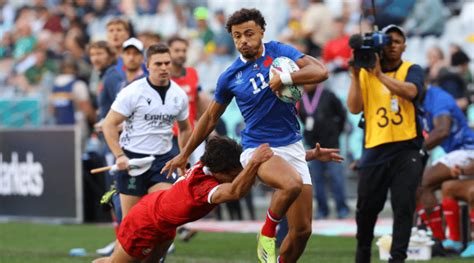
left=381, top=24, right=406, bottom=41
left=122, top=37, right=144, bottom=52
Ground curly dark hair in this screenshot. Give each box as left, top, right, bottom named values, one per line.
left=200, top=136, right=243, bottom=174
left=225, top=8, right=266, bottom=33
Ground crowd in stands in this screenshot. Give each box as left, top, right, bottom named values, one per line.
left=1, top=0, right=474, bottom=221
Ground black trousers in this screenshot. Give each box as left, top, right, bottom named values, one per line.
left=355, top=150, right=423, bottom=263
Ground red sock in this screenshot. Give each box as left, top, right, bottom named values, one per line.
left=417, top=204, right=430, bottom=226
left=261, top=209, right=281, bottom=238
left=418, top=204, right=445, bottom=240
left=425, top=205, right=446, bottom=240
left=278, top=256, right=285, bottom=263
left=470, top=209, right=474, bottom=240
left=442, top=198, right=461, bottom=241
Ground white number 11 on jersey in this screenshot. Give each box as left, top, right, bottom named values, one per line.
left=250, top=73, right=268, bottom=94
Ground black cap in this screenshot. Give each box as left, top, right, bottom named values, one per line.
left=451, top=50, right=470, bottom=66
left=381, top=24, right=406, bottom=41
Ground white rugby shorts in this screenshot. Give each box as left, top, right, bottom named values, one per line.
left=240, top=140, right=312, bottom=185
left=433, top=149, right=474, bottom=180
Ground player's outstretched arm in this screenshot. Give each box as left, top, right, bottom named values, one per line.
left=162, top=100, right=228, bottom=177
left=210, top=144, right=274, bottom=204
left=306, top=143, right=344, bottom=163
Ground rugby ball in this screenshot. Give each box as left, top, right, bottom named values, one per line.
left=269, top=56, right=303, bottom=103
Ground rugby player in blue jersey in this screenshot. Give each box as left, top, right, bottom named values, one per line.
left=417, top=85, right=474, bottom=255
left=163, top=8, right=329, bottom=263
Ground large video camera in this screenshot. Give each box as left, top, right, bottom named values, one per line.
left=349, top=31, right=392, bottom=69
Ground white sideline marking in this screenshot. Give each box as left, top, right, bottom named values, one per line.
left=185, top=218, right=394, bottom=237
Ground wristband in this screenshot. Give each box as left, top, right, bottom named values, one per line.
left=280, top=72, right=293, bottom=85
left=116, top=153, right=126, bottom=159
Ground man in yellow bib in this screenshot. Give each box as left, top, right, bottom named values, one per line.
left=347, top=25, right=425, bottom=263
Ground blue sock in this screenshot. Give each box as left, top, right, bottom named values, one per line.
left=112, top=193, right=122, bottom=225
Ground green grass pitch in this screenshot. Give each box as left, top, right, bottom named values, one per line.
left=0, top=222, right=468, bottom=262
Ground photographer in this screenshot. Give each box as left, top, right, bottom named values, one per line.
left=347, top=25, right=425, bottom=263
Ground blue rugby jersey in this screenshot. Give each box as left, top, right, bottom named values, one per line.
left=422, top=86, right=474, bottom=152
left=214, top=41, right=304, bottom=149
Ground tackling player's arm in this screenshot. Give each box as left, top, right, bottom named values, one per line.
left=103, top=110, right=128, bottom=170
left=162, top=101, right=228, bottom=176
left=210, top=144, right=273, bottom=204
left=423, top=115, right=451, bottom=150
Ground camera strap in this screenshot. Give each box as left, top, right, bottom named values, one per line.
left=302, top=85, right=323, bottom=115
left=302, top=85, right=323, bottom=131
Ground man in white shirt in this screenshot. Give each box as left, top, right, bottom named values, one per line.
left=102, top=43, right=192, bottom=218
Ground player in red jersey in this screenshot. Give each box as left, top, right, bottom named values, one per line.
left=93, top=136, right=343, bottom=263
